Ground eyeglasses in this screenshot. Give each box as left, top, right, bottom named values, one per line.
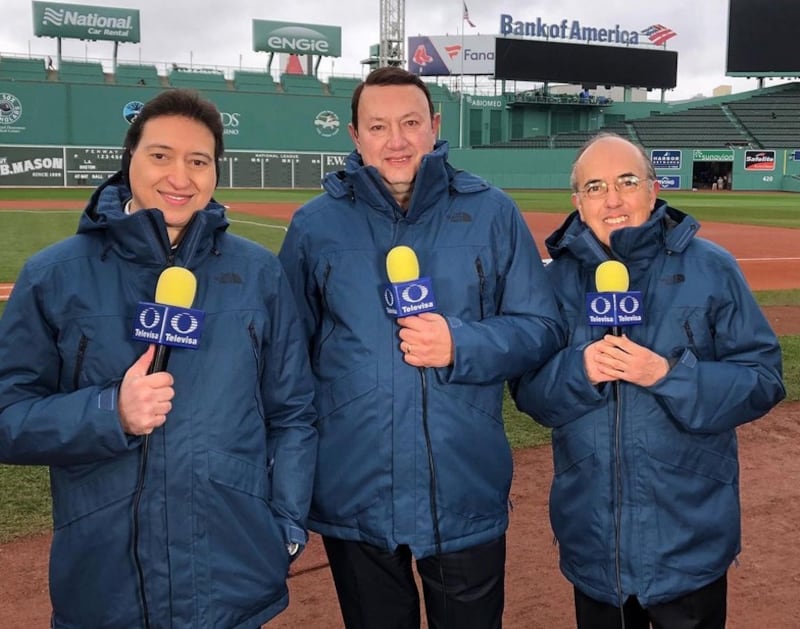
left=578, top=175, right=649, bottom=199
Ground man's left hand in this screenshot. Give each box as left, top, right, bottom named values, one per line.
left=397, top=313, right=454, bottom=368
left=594, top=334, right=670, bottom=387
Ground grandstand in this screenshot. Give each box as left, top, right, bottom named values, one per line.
left=167, top=67, right=229, bottom=90
left=0, top=56, right=47, bottom=82
left=56, top=60, right=106, bottom=84
left=233, top=70, right=278, bottom=93
left=280, top=73, right=325, bottom=95
left=727, top=83, right=800, bottom=148
left=114, top=63, right=161, bottom=87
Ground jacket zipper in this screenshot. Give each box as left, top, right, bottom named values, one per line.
left=683, top=320, right=698, bottom=355
left=315, top=263, right=334, bottom=364
left=475, top=257, right=486, bottom=320
left=613, top=380, right=625, bottom=620
left=72, top=335, right=88, bottom=390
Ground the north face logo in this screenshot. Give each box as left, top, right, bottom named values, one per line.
left=216, top=272, right=243, bottom=284
left=449, top=212, right=472, bottom=223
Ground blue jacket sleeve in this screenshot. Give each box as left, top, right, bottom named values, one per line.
left=510, top=341, right=610, bottom=428
left=278, top=215, right=320, bottom=350
left=0, top=266, right=136, bottom=466
left=445, top=206, right=566, bottom=384
left=261, top=262, right=318, bottom=551
left=648, top=269, right=785, bottom=433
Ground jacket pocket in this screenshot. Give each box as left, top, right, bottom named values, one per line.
left=207, top=450, right=288, bottom=620
left=428, top=380, right=511, bottom=521
left=648, top=435, right=740, bottom=575
left=311, top=362, right=380, bottom=519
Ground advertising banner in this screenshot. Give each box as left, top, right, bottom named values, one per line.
left=692, top=149, right=734, bottom=162
left=0, top=146, right=64, bottom=185
left=253, top=20, right=341, bottom=57
left=651, top=149, right=681, bottom=169
left=744, top=150, right=775, bottom=170
left=408, top=35, right=495, bottom=76
left=33, top=1, right=140, bottom=43
left=656, top=175, right=680, bottom=189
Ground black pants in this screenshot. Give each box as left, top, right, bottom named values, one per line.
left=574, top=574, right=727, bottom=629
left=322, top=535, right=506, bottom=629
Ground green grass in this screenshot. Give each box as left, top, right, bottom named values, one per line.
left=0, top=187, right=798, bottom=543
left=0, top=465, right=51, bottom=543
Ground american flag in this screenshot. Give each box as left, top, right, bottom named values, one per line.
left=641, top=24, right=677, bottom=46
left=463, top=2, right=476, bottom=28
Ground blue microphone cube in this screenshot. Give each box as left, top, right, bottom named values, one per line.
left=383, top=277, right=437, bottom=317
left=586, top=291, right=644, bottom=327
left=132, top=302, right=205, bottom=348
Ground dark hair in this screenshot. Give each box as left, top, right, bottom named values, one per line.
left=121, top=88, right=224, bottom=184
left=350, top=67, right=435, bottom=130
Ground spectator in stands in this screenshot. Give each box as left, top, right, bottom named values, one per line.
left=0, top=88, right=318, bottom=628
left=278, top=66, right=565, bottom=629
left=579, top=88, right=590, bottom=103
left=512, top=132, right=785, bottom=629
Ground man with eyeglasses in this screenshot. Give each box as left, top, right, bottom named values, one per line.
left=512, top=133, right=784, bottom=629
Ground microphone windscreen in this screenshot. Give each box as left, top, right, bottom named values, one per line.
left=595, top=260, right=629, bottom=292
left=155, top=267, right=197, bottom=307
left=386, top=246, right=420, bottom=283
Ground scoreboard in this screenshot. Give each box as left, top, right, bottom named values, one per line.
left=0, top=145, right=348, bottom=188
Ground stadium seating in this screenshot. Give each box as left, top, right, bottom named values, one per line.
left=233, top=70, right=278, bottom=93
left=327, top=76, right=362, bottom=96
left=114, top=63, right=160, bottom=86
left=728, top=85, right=800, bottom=148
left=0, top=56, right=47, bottom=81
left=280, top=73, right=325, bottom=95
left=57, top=60, right=107, bottom=84
left=168, top=67, right=228, bottom=89
left=630, top=105, right=748, bottom=147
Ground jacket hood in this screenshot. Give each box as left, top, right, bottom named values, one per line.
left=545, top=199, right=700, bottom=267
left=78, top=171, right=229, bottom=267
left=320, top=140, right=489, bottom=222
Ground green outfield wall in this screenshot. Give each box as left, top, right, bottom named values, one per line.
left=1, top=80, right=799, bottom=190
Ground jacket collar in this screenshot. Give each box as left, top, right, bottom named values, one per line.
left=321, top=140, right=488, bottom=222
left=78, top=171, right=229, bottom=267
left=545, top=199, right=700, bottom=268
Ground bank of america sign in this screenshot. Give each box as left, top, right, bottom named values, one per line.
left=33, top=1, right=140, bottom=43
left=253, top=20, right=341, bottom=57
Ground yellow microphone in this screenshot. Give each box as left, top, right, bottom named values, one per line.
left=147, top=267, right=199, bottom=374
left=155, top=266, right=197, bottom=308
left=386, top=245, right=420, bottom=283
left=383, top=246, right=436, bottom=317
left=589, top=260, right=642, bottom=334
left=595, top=260, right=629, bottom=292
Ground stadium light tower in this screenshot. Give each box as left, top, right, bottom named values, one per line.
left=378, top=0, right=405, bottom=67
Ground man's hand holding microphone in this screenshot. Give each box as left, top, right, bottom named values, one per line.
left=120, top=266, right=202, bottom=435
left=584, top=260, right=669, bottom=386
left=385, top=245, right=454, bottom=368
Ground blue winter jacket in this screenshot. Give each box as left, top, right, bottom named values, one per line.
left=278, top=141, right=565, bottom=557
left=0, top=174, right=318, bottom=628
left=512, top=201, right=785, bottom=606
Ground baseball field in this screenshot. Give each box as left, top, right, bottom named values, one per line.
left=0, top=187, right=798, bottom=627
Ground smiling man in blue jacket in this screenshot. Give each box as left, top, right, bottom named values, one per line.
left=513, top=133, right=785, bottom=629
left=0, top=89, right=317, bottom=628
left=278, top=67, right=565, bottom=629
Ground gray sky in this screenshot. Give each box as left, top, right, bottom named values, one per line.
left=0, top=0, right=792, bottom=101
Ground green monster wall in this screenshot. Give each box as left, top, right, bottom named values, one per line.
left=1, top=80, right=798, bottom=189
